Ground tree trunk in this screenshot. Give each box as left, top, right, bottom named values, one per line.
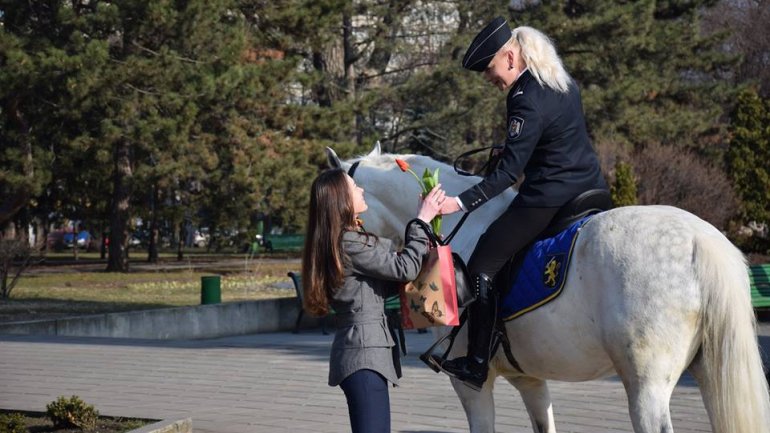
left=72, top=224, right=79, bottom=261
left=17, top=209, right=30, bottom=245
left=106, top=140, right=132, bottom=272
left=147, top=182, right=159, bottom=263
left=37, top=216, right=48, bottom=256
left=342, top=12, right=356, bottom=98
left=101, top=229, right=108, bottom=260
left=176, top=220, right=185, bottom=261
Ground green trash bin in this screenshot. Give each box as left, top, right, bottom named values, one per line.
left=201, top=275, right=221, bottom=305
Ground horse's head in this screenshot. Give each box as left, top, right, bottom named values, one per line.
left=326, top=143, right=516, bottom=259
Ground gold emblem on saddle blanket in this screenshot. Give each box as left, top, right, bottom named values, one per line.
left=544, top=256, right=562, bottom=288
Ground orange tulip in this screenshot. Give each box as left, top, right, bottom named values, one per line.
left=395, top=157, right=442, bottom=235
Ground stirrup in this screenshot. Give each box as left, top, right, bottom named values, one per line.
left=452, top=333, right=503, bottom=392
left=458, top=375, right=485, bottom=392
left=418, top=310, right=469, bottom=373
left=428, top=355, right=488, bottom=392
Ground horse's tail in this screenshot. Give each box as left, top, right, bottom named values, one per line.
left=693, top=232, right=770, bottom=433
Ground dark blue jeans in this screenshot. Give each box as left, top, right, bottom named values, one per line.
left=339, top=369, right=390, bottom=433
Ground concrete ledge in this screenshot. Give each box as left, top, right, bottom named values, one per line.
left=129, top=417, right=192, bottom=433
left=0, top=298, right=323, bottom=339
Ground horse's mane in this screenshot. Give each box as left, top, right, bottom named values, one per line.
left=352, top=152, right=476, bottom=189
left=352, top=152, right=450, bottom=170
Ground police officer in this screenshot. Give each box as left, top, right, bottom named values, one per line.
left=437, top=17, right=609, bottom=390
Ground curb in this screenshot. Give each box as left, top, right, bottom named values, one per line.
left=129, top=417, right=192, bottom=433
left=0, top=298, right=323, bottom=339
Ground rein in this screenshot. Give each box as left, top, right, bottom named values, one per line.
left=452, top=144, right=504, bottom=177
left=443, top=144, right=504, bottom=243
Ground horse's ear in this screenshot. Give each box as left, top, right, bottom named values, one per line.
left=326, top=147, right=342, bottom=169
left=367, top=141, right=382, bottom=157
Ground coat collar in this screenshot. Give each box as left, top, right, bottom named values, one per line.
left=509, top=69, right=533, bottom=98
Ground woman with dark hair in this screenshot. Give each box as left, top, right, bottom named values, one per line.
left=301, top=168, right=445, bottom=433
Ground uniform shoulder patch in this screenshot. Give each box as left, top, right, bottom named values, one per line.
left=508, top=116, right=524, bottom=139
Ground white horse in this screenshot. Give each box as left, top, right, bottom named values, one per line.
left=327, top=144, right=770, bottom=433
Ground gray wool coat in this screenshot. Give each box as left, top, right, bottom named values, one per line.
left=328, top=222, right=431, bottom=387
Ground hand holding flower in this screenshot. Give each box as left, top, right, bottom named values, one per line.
left=417, top=185, right=446, bottom=224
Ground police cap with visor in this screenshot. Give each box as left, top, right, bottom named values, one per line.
left=462, top=17, right=513, bottom=72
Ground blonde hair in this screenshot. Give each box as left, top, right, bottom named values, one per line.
left=506, top=26, right=571, bottom=93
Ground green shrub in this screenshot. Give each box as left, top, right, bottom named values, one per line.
left=0, top=412, right=26, bottom=433
left=610, top=161, right=638, bottom=207
left=46, top=395, right=99, bottom=430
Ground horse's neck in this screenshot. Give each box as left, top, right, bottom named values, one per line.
left=359, top=154, right=515, bottom=261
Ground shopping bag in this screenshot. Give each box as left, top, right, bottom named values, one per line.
left=400, top=226, right=460, bottom=329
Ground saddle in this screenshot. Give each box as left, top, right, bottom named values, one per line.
left=420, top=189, right=613, bottom=373
left=540, top=188, right=613, bottom=239
left=496, top=188, right=613, bottom=295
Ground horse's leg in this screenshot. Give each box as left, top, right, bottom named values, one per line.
left=623, top=378, right=676, bottom=433
left=611, top=348, right=682, bottom=433
left=687, top=353, right=717, bottom=430
left=606, top=318, right=691, bottom=432
left=507, top=376, right=556, bottom=433
left=452, top=376, right=496, bottom=433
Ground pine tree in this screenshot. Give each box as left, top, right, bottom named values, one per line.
left=514, top=0, right=738, bottom=154
left=611, top=161, right=638, bottom=207
left=0, top=1, right=110, bottom=239
left=726, top=88, right=770, bottom=225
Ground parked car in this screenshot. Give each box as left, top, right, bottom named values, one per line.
left=63, top=230, right=93, bottom=250
left=193, top=230, right=209, bottom=248
left=128, top=234, right=142, bottom=247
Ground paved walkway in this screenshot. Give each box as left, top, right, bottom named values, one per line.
left=1, top=323, right=768, bottom=433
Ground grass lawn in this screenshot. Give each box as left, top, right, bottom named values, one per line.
left=0, top=256, right=299, bottom=323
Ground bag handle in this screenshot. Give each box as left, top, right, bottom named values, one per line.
left=406, top=218, right=442, bottom=246
left=406, top=213, right=469, bottom=247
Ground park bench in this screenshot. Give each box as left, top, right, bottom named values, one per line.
left=287, top=271, right=407, bottom=354
left=263, top=234, right=304, bottom=252
left=750, top=264, right=770, bottom=309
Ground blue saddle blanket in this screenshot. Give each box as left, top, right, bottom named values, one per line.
left=500, top=216, right=592, bottom=321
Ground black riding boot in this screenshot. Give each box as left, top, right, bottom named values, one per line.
left=438, top=273, right=496, bottom=391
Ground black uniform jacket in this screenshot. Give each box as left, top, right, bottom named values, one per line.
left=458, top=69, right=607, bottom=211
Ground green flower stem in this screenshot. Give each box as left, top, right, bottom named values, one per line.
left=407, top=169, right=428, bottom=194
left=431, top=215, right=442, bottom=236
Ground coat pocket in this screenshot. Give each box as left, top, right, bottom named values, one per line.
left=332, top=324, right=364, bottom=350
left=362, top=321, right=395, bottom=348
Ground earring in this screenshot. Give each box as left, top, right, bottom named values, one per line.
left=508, top=65, right=513, bottom=70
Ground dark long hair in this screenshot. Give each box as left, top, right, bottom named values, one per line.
left=301, top=169, right=356, bottom=316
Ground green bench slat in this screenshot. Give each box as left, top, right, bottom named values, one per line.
left=750, top=264, right=770, bottom=308
left=384, top=295, right=401, bottom=311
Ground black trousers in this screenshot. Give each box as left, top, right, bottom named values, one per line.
left=340, top=369, right=390, bottom=433
left=467, top=202, right=561, bottom=279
